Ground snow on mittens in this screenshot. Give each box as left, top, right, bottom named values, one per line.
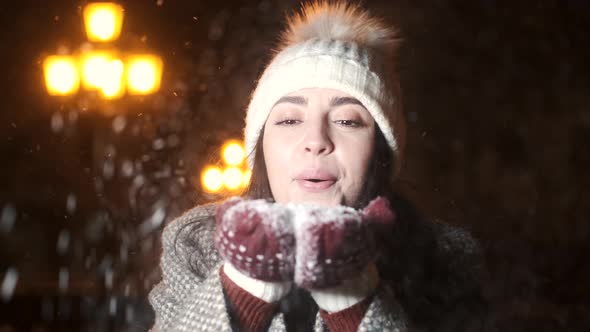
left=215, top=196, right=396, bottom=288
left=293, top=196, right=396, bottom=289
left=215, top=197, right=296, bottom=282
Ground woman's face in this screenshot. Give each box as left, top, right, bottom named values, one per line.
left=262, top=88, right=375, bottom=207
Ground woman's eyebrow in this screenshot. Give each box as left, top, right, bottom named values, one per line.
left=330, top=96, right=364, bottom=107
left=273, top=96, right=307, bottom=107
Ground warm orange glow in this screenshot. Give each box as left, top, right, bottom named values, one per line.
left=202, top=166, right=223, bottom=193
left=242, top=169, right=252, bottom=188
left=126, top=55, right=163, bottom=95
left=44, top=4, right=166, bottom=101
left=80, top=52, right=125, bottom=99
left=83, top=3, right=124, bottom=42
left=100, top=59, right=125, bottom=99
left=222, top=141, right=246, bottom=166
left=223, top=167, right=243, bottom=191
left=80, top=51, right=113, bottom=89
left=43, top=56, right=80, bottom=96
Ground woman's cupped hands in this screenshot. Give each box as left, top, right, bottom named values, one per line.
left=214, top=196, right=396, bottom=290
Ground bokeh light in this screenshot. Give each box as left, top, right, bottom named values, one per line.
left=242, top=169, right=252, bottom=188
left=100, top=59, right=125, bottom=99
left=223, top=167, right=243, bottom=190
left=80, top=52, right=113, bottom=89
left=83, top=3, right=124, bottom=42
left=126, top=55, right=163, bottom=95
left=43, top=56, right=80, bottom=96
left=222, top=141, right=245, bottom=166
left=201, top=166, right=223, bottom=193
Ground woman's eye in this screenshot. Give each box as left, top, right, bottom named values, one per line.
left=275, top=119, right=301, bottom=126
left=335, top=120, right=361, bottom=127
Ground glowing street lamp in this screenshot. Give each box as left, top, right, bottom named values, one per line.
left=222, top=141, right=246, bottom=166
left=83, top=2, right=124, bottom=42
left=100, top=59, right=125, bottom=99
left=42, top=3, right=164, bottom=101
left=202, top=166, right=224, bottom=193
left=43, top=56, right=80, bottom=96
left=126, top=55, right=163, bottom=95
left=79, top=51, right=125, bottom=99
left=201, top=140, right=250, bottom=194
left=80, top=51, right=115, bottom=89
left=223, top=167, right=243, bottom=190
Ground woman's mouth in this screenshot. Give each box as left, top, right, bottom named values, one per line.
left=296, top=178, right=337, bottom=191
left=294, top=169, right=337, bottom=192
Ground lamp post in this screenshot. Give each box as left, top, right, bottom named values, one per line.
left=41, top=2, right=166, bottom=188
left=40, top=2, right=168, bottom=221
left=43, top=2, right=164, bottom=102
left=37, top=2, right=171, bottom=304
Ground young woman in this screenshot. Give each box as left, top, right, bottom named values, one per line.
left=149, top=2, right=491, bottom=331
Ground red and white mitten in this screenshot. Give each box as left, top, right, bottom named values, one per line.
left=293, top=196, right=396, bottom=290
left=215, top=197, right=296, bottom=283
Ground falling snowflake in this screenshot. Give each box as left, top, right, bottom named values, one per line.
left=66, top=194, right=77, bottom=214
left=51, top=112, right=64, bottom=132
left=121, top=159, right=134, bottom=177
left=1, top=268, right=18, bottom=302
left=103, top=159, right=115, bottom=179
left=152, top=138, right=166, bottom=150
left=57, top=229, right=70, bottom=255
left=112, top=115, right=127, bottom=133
left=58, top=268, right=69, bottom=292
left=105, top=267, right=114, bottom=290
left=109, top=296, right=117, bottom=316
left=138, top=203, right=166, bottom=236
left=0, top=204, right=16, bottom=233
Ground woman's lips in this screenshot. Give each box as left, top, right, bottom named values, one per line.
left=294, top=169, right=337, bottom=192
left=295, top=179, right=336, bottom=191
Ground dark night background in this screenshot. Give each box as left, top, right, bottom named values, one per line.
left=0, top=0, right=589, bottom=331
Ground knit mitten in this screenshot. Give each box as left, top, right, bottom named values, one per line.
left=293, top=196, right=395, bottom=289
left=215, top=197, right=296, bottom=283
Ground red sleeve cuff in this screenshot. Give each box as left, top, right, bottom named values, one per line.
left=319, top=295, right=373, bottom=332
left=220, top=266, right=279, bottom=332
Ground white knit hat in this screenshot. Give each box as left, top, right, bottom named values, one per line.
left=245, top=2, right=406, bottom=175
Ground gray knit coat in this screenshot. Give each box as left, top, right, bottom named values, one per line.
left=149, top=198, right=491, bottom=332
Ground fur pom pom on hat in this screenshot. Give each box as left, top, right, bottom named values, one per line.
left=245, top=1, right=406, bottom=175
left=279, top=1, right=398, bottom=57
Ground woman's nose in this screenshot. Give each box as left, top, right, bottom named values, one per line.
left=302, top=122, right=334, bottom=155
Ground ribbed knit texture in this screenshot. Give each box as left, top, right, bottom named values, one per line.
left=222, top=262, right=370, bottom=332
left=148, top=203, right=487, bottom=331
left=310, top=263, right=380, bottom=313
left=220, top=266, right=280, bottom=332
left=319, top=295, right=373, bottom=332
left=245, top=2, right=407, bottom=176
left=223, top=262, right=293, bottom=303
left=245, top=39, right=404, bottom=175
